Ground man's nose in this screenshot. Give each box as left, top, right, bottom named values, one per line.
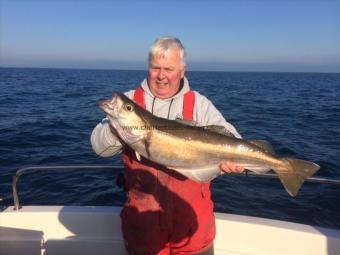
left=157, top=69, right=165, bottom=79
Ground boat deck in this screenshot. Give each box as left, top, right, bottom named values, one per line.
left=1, top=206, right=339, bottom=255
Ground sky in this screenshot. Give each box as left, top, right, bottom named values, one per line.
left=0, top=0, right=340, bottom=72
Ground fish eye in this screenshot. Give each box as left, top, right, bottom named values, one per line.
left=124, top=103, right=134, bottom=111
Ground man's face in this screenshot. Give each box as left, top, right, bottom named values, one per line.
left=148, top=48, right=186, bottom=99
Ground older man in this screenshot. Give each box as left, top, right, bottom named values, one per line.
left=91, top=37, right=243, bottom=255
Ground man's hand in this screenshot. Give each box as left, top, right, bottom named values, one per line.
left=219, top=161, right=244, bottom=174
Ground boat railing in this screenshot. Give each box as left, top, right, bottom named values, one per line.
left=12, top=165, right=340, bottom=211
left=12, top=165, right=123, bottom=211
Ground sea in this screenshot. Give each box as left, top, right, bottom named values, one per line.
left=1, top=67, right=340, bottom=229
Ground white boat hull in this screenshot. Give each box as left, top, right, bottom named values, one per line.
left=1, top=206, right=339, bottom=255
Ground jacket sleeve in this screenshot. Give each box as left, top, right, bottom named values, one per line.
left=90, top=118, right=123, bottom=157
left=194, top=92, right=242, bottom=139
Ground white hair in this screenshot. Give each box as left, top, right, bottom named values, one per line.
left=148, top=37, right=186, bottom=66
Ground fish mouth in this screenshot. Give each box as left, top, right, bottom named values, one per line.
left=98, top=93, right=118, bottom=116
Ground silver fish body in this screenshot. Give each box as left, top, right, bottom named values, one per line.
left=99, top=93, right=320, bottom=196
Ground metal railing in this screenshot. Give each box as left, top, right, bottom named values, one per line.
left=232, top=170, right=340, bottom=186
left=12, top=165, right=340, bottom=211
left=12, top=165, right=123, bottom=211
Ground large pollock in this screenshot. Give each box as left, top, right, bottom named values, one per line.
left=98, top=93, right=320, bottom=196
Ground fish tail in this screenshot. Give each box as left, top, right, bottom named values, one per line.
left=275, top=158, right=320, bottom=197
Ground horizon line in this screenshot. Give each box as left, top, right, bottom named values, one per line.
left=1, top=65, right=339, bottom=74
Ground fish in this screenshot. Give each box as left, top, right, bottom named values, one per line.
left=98, top=93, right=320, bottom=197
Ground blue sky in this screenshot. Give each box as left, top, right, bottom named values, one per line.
left=1, top=0, right=339, bottom=72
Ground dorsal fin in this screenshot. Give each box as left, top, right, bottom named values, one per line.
left=175, top=118, right=197, bottom=126
left=204, top=125, right=236, bottom=137
left=249, top=140, right=274, bottom=154
left=175, top=118, right=235, bottom=137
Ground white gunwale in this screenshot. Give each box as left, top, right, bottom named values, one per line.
left=1, top=205, right=340, bottom=255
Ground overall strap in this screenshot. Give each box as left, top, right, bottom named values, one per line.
left=182, top=90, right=195, bottom=121
left=133, top=86, right=145, bottom=108
left=133, top=86, right=195, bottom=120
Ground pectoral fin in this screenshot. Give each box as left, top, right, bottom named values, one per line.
left=135, top=151, right=141, bottom=161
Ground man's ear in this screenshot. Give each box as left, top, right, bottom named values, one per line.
left=181, top=65, right=186, bottom=78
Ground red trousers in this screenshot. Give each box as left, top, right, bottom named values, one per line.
left=121, top=149, right=215, bottom=255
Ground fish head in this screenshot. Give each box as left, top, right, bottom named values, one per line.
left=98, top=93, right=148, bottom=144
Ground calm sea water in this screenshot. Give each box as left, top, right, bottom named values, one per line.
left=1, top=67, right=340, bottom=229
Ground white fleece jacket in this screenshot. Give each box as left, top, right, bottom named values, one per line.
left=91, top=77, right=241, bottom=157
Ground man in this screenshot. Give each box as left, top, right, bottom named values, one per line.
left=91, top=37, right=244, bottom=255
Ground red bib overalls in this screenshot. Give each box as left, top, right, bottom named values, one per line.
left=121, top=87, right=215, bottom=255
